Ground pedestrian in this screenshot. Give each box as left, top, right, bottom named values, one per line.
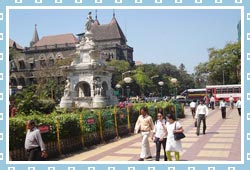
left=204, top=95, right=209, bottom=108
left=235, top=97, right=241, bottom=116
left=134, top=106, right=155, bottom=161
left=210, top=95, right=215, bottom=110
left=229, top=96, right=234, bottom=109
left=24, top=120, right=48, bottom=161
left=189, top=100, right=196, bottom=119
left=219, top=99, right=227, bottom=119
left=164, top=113, right=184, bottom=161
left=195, top=99, right=209, bottom=136
left=151, top=112, right=167, bottom=161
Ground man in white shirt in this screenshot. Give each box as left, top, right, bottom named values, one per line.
left=25, top=120, right=48, bottom=161
left=235, top=97, right=241, bottom=116
left=195, top=100, right=209, bottom=136
left=229, top=96, right=234, bottom=109
left=210, top=96, right=215, bottom=110
left=219, top=99, right=227, bottom=119
left=189, top=100, right=196, bottom=119
left=134, top=107, right=155, bottom=161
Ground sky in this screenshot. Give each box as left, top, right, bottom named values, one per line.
left=9, top=8, right=241, bottom=74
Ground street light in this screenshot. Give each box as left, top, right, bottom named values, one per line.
left=122, top=71, right=131, bottom=79
left=17, top=85, right=23, bottom=90
left=121, top=70, right=131, bottom=97
left=170, top=78, right=177, bottom=99
left=123, top=77, right=132, bottom=101
left=115, top=84, right=121, bottom=98
left=158, top=81, right=164, bottom=99
left=221, top=61, right=229, bottom=85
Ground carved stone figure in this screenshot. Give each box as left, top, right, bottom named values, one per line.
left=64, top=79, right=71, bottom=97
left=85, top=12, right=94, bottom=31
left=93, top=77, right=103, bottom=96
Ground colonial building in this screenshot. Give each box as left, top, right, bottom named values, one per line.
left=9, top=12, right=134, bottom=94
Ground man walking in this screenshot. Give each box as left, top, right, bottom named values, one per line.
left=219, top=99, right=227, bottom=119
left=134, top=107, right=155, bottom=161
left=229, top=96, right=234, bottom=109
left=195, top=100, right=209, bottom=136
left=189, top=100, right=196, bottom=119
left=210, top=95, right=215, bottom=110
left=25, top=120, right=48, bottom=161
left=235, top=97, right=241, bottom=116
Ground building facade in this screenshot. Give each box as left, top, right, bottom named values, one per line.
left=9, top=13, right=134, bottom=94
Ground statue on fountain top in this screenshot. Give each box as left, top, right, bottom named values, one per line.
left=85, top=12, right=94, bottom=32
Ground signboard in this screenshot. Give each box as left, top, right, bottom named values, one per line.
left=38, top=125, right=50, bottom=134
left=86, top=118, right=95, bottom=124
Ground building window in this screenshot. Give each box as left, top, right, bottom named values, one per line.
left=30, top=62, right=35, bottom=70
left=10, top=60, right=17, bottom=71
left=40, top=60, right=46, bottom=67
left=18, top=60, right=26, bottom=70
left=48, top=59, right=54, bottom=67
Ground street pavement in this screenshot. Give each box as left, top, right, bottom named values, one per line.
left=58, top=106, right=241, bottom=161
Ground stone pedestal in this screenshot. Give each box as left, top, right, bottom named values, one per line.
left=92, top=96, right=106, bottom=108
left=59, top=97, right=73, bottom=108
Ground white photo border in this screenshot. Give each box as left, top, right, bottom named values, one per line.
left=1, top=0, right=249, bottom=170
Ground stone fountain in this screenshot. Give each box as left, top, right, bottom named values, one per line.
left=59, top=12, right=118, bottom=109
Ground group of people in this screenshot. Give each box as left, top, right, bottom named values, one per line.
left=191, top=96, right=241, bottom=119
left=219, top=97, right=241, bottom=118
left=190, top=96, right=241, bottom=135
left=134, top=107, right=184, bottom=161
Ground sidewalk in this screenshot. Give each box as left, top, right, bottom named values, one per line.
left=58, top=107, right=241, bottom=161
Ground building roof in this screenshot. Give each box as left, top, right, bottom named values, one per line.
left=9, top=38, right=23, bottom=50
left=91, top=16, right=127, bottom=42
left=135, top=61, right=143, bottom=66
left=30, top=24, right=39, bottom=47
left=33, top=33, right=79, bottom=47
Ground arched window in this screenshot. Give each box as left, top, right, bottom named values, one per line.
left=39, top=54, right=46, bottom=68
left=101, top=81, right=108, bottom=97
left=75, top=81, right=91, bottom=97
left=48, top=53, right=55, bottom=67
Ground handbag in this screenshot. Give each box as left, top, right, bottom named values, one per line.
left=174, top=122, right=186, bottom=140
left=194, top=119, right=197, bottom=127
left=154, top=137, right=159, bottom=143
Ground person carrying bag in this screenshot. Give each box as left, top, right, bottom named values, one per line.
left=163, top=114, right=184, bottom=161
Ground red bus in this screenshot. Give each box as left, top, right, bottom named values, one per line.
left=206, top=84, right=241, bottom=104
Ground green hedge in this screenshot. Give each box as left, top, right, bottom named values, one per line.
left=9, top=102, right=184, bottom=160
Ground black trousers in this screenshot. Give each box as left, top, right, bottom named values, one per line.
left=26, top=147, right=43, bottom=161
left=237, top=108, right=241, bottom=116
left=196, top=114, right=206, bottom=135
left=210, top=102, right=215, bottom=110
left=191, top=108, right=196, bottom=118
left=221, top=107, right=226, bottom=119
left=155, top=138, right=167, bottom=161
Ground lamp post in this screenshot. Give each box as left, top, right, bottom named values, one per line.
left=170, top=78, right=177, bottom=99
left=123, top=77, right=132, bottom=102
left=151, top=75, right=159, bottom=97
left=222, top=61, right=229, bottom=85
left=158, top=81, right=164, bottom=99
left=115, top=84, right=121, bottom=98
left=121, top=70, right=131, bottom=97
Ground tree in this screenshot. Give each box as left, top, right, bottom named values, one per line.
left=195, top=41, right=241, bottom=85
left=132, top=67, right=153, bottom=96
left=12, top=85, right=56, bottom=115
